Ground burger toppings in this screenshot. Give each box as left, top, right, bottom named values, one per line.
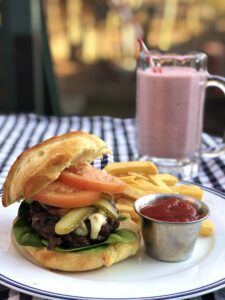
left=97, top=198, right=118, bottom=217
left=55, top=206, right=95, bottom=235
left=12, top=162, right=137, bottom=253
left=59, top=164, right=127, bottom=193
left=17, top=199, right=120, bottom=250
left=32, top=181, right=101, bottom=208
left=75, top=220, right=88, bottom=236
left=89, top=213, right=107, bottom=239
left=32, top=164, right=126, bottom=209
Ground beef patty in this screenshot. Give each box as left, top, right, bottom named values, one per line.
left=28, top=201, right=119, bottom=250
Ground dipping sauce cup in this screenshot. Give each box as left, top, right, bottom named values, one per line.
left=134, top=194, right=209, bottom=262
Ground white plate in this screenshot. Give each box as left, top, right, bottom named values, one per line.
left=0, top=185, right=225, bottom=300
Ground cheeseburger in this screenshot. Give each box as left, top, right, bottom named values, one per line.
left=2, top=131, right=140, bottom=271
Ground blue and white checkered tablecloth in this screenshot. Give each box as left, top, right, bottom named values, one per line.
left=0, top=114, right=224, bottom=300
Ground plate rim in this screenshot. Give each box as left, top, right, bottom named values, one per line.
left=0, top=184, right=225, bottom=300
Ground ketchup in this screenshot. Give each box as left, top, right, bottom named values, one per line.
left=140, top=197, right=205, bottom=222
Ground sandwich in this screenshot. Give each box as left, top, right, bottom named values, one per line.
left=2, top=131, right=140, bottom=272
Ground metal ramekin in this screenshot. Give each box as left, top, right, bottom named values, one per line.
left=134, top=194, right=209, bottom=262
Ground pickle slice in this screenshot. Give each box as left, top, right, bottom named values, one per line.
left=55, top=207, right=95, bottom=235
left=96, top=198, right=118, bottom=219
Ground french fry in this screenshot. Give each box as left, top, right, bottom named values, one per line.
left=122, top=185, right=147, bottom=200
left=116, top=204, right=139, bottom=219
left=118, top=175, right=136, bottom=184
left=116, top=198, right=141, bottom=227
left=171, top=185, right=203, bottom=200
left=116, top=197, right=134, bottom=206
left=199, top=220, right=215, bottom=236
left=105, top=161, right=207, bottom=229
left=104, top=161, right=157, bottom=176
left=148, top=175, right=174, bottom=190
left=154, top=174, right=178, bottom=186
left=131, top=179, right=173, bottom=193
left=128, top=172, right=151, bottom=181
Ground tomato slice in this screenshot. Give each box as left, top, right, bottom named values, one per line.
left=58, top=164, right=126, bottom=194
left=32, top=181, right=100, bottom=208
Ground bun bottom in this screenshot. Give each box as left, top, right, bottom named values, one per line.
left=12, top=217, right=140, bottom=272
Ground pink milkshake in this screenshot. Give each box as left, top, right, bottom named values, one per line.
left=136, top=66, right=207, bottom=160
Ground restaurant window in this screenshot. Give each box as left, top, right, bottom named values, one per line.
left=44, top=0, right=225, bottom=135
left=0, top=0, right=224, bottom=135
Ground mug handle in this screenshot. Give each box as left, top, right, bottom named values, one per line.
left=202, top=74, right=225, bottom=158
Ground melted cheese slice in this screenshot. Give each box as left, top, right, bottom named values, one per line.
left=89, top=213, right=107, bottom=239
left=74, top=220, right=88, bottom=236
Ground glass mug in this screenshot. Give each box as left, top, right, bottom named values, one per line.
left=136, top=51, right=225, bottom=179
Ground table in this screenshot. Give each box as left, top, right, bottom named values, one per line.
left=0, top=113, right=224, bottom=300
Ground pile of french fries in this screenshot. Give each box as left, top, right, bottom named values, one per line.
left=104, top=161, right=214, bottom=236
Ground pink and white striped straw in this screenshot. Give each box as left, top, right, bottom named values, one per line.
left=137, top=38, right=162, bottom=73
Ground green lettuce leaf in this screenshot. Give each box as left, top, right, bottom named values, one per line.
left=13, top=201, right=137, bottom=253
left=44, top=229, right=137, bottom=253
left=13, top=213, right=44, bottom=248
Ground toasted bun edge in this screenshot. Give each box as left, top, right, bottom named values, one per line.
left=2, top=131, right=111, bottom=207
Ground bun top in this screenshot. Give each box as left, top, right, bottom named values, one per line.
left=2, top=131, right=112, bottom=207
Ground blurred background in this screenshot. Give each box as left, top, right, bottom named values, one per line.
left=0, top=0, right=224, bottom=135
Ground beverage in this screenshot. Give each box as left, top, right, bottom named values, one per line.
left=135, top=51, right=225, bottom=178
left=136, top=67, right=207, bottom=159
